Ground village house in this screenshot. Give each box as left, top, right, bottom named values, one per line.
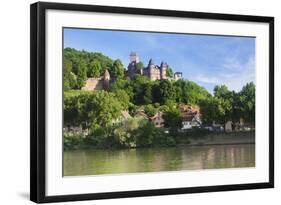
left=150, top=111, right=165, bottom=128
left=134, top=110, right=149, bottom=120
left=225, top=121, right=233, bottom=132
left=112, top=110, right=132, bottom=125
left=179, top=105, right=202, bottom=130
left=63, top=126, right=89, bottom=136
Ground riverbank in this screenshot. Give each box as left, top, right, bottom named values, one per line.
left=64, top=130, right=255, bottom=150
left=179, top=131, right=255, bottom=146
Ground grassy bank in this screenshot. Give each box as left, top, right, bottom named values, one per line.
left=64, top=130, right=255, bottom=150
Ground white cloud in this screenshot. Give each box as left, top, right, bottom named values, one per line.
left=192, top=75, right=220, bottom=84
left=192, top=55, right=255, bottom=92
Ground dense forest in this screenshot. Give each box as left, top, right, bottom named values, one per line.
left=63, top=48, right=255, bottom=150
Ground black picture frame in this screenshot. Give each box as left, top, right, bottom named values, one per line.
left=30, top=1, right=274, bottom=203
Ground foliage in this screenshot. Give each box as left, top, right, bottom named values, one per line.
left=144, top=104, right=157, bottom=117
left=76, top=60, right=87, bottom=89
left=113, top=89, right=130, bottom=110
left=64, top=133, right=85, bottom=150
left=162, top=103, right=182, bottom=136
left=110, top=59, right=125, bottom=79
left=63, top=48, right=256, bottom=149
left=239, top=82, right=255, bottom=124
left=136, top=61, right=144, bottom=71
left=87, top=59, right=102, bottom=77
left=200, top=83, right=255, bottom=125
left=64, top=90, right=123, bottom=128
left=63, top=58, right=77, bottom=90
left=64, top=48, right=116, bottom=89
left=166, top=66, right=173, bottom=78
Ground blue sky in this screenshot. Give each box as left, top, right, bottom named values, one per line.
left=64, top=28, right=255, bottom=94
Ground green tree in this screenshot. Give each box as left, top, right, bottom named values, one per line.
left=199, top=97, right=223, bottom=124
left=131, top=75, right=153, bottom=105
left=64, top=47, right=114, bottom=78
left=162, top=103, right=182, bottom=135
left=213, top=85, right=234, bottom=123
left=76, top=60, right=87, bottom=89
left=136, top=61, right=144, bottom=71
left=166, top=66, right=173, bottom=78
left=239, top=82, right=255, bottom=124
left=110, top=79, right=134, bottom=101
left=87, top=59, right=101, bottom=77
left=63, top=58, right=77, bottom=90
left=214, top=85, right=232, bottom=99
left=64, top=90, right=123, bottom=129
left=158, top=80, right=176, bottom=104
left=111, top=59, right=124, bottom=79
left=113, top=89, right=130, bottom=110
left=64, top=58, right=72, bottom=90
left=144, top=104, right=157, bottom=117
left=134, top=121, right=156, bottom=147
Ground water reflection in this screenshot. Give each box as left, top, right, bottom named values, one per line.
left=64, top=144, right=255, bottom=176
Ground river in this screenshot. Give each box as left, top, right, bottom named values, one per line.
left=64, top=144, right=255, bottom=176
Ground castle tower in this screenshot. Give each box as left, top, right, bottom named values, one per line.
left=127, top=51, right=140, bottom=79
left=148, top=58, right=155, bottom=80
left=129, top=51, right=139, bottom=63
left=160, top=62, right=167, bottom=80
left=103, top=69, right=110, bottom=90
left=174, top=72, right=183, bottom=81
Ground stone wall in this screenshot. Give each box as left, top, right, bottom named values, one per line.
left=82, top=78, right=104, bottom=91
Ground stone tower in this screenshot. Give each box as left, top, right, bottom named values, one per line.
left=127, top=51, right=141, bottom=79
left=103, top=69, right=110, bottom=90
left=148, top=58, right=155, bottom=80
left=129, top=51, right=139, bottom=63
left=160, top=62, right=167, bottom=80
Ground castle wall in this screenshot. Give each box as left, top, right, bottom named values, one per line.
left=82, top=78, right=104, bottom=91
left=149, top=67, right=161, bottom=81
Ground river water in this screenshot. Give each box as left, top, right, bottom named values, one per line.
left=64, top=144, right=255, bottom=176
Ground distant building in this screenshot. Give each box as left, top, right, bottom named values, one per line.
left=179, top=105, right=202, bottom=130
left=174, top=72, right=183, bottom=81
left=150, top=111, right=165, bottom=128
left=225, top=121, right=233, bottom=132
left=211, top=122, right=224, bottom=132
left=134, top=110, right=149, bottom=120
left=82, top=69, right=111, bottom=91
left=143, top=59, right=168, bottom=81
left=126, top=51, right=182, bottom=81
left=112, top=110, right=132, bottom=125
left=64, top=126, right=89, bottom=136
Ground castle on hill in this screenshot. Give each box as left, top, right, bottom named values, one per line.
left=82, top=52, right=183, bottom=91
left=126, top=51, right=183, bottom=81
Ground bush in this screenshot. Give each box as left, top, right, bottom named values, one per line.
left=64, top=133, right=84, bottom=150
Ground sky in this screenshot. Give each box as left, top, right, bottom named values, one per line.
left=64, top=28, right=255, bottom=94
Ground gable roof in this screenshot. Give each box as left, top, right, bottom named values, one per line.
left=120, top=110, right=132, bottom=119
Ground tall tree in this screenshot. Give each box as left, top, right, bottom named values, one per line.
left=111, top=59, right=124, bottom=79
left=213, top=85, right=233, bottom=123
left=162, top=103, right=182, bottom=135
left=76, top=60, right=87, bottom=89
left=63, top=58, right=77, bottom=90
left=136, top=61, right=144, bottom=71
left=166, top=66, right=173, bottom=78
left=239, top=82, right=255, bottom=124
left=87, top=59, right=101, bottom=77
left=158, top=80, right=176, bottom=104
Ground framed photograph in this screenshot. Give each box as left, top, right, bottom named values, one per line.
left=30, top=2, right=274, bottom=203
